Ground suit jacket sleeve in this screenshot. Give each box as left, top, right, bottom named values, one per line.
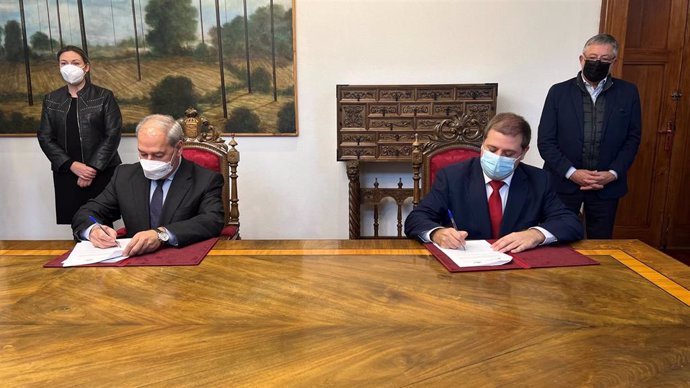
left=404, top=168, right=452, bottom=240
left=537, top=175, right=584, bottom=243
left=71, top=165, right=125, bottom=239
left=88, top=90, right=122, bottom=171
left=537, top=84, right=575, bottom=178
left=606, top=84, right=642, bottom=175
left=37, top=95, right=71, bottom=171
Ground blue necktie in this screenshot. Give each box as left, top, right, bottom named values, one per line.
left=150, top=179, right=165, bottom=229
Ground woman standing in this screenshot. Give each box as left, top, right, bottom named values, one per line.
left=38, top=46, right=122, bottom=224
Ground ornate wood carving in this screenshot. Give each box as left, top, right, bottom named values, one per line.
left=337, top=84, right=498, bottom=239
left=340, top=147, right=377, bottom=159
left=421, top=113, right=484, bottom=154
left=341, top=133, right=376, bottom=144
left=378, top=133, right=416, bottom=142
left=337, top=84, right=497, bottom=162
left=342, top=105, right=366, bottom=128
left=417, top=89, right=453, bottom=100
left=180, top=107, right=227, bottom=148
left=369, top=105, right=399, bottom=116
left=179, top=107, right=240, bottom=237
left=380, top=144, right=413, bottom=158
left=227, top=136, right=240, bottom=228
left=360, top=179, right=411, bottom=238
left=400, top=104, right=431, bottom=115
left=341, top=90, right=376, bottom=101
left=379, top=89, right=414, bottom=101
left=411, top=113, right=484, bottom=207
left=369, top=119, right=414, bottom=130
left=346, top=161, right=361, bottom=239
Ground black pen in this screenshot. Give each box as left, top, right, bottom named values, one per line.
left=447, top=209, right=465, bottom=250
left=89, top=215, right=120, bottom=247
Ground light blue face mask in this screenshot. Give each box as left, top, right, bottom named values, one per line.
left=480, top=148, right=519, bottom=180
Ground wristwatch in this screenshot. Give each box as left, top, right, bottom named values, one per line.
left=156, top=228, right=170, bottom=244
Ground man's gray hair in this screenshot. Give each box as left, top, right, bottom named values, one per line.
left=135, top=114, right=184, bottom=146
left=583, top=33, right=619, bottom=58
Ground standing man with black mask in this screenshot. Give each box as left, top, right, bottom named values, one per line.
left=537, top=33, right=641, bottom=239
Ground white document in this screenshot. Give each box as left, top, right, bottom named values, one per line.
left=62, top=239, right=133, bottom=267
left=434, top=240, right=512, bottom=267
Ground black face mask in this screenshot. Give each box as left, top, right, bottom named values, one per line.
left=583, top=60, right=610, bottom=83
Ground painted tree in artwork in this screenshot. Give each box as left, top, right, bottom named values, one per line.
left=248, top=5, right=292, bottom=59
left=214, top=5, right=292, bottom=60
left=30, top=32, right=56, bottom=52
left=277, top=102, right=295, bottom=133
left=150, top=76, right=198, bottom=117
left=4, top=20, right=23, bottom=62
left=145, top=0, right=197, bottom=55
left=0, top=26, right=5, bottom=56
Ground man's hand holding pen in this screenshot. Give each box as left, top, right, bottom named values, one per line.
left=433, top=209, right=467, bottom=250
left=431, top=228, right=468, bottom=249
left=89, top=224, right=119, bottom=248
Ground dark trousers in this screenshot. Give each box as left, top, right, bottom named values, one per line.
left=53, top=166, right=116, bottom=225
left=558, top=191, right=619, bottom=239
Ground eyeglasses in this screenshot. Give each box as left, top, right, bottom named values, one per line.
left=584, top=56, right=616, bottom=64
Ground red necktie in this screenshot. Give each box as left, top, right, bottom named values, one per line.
left=489, top=180, right=504, bottom=238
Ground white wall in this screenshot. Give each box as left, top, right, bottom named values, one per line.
left=0, top=0, right=600, bottom=240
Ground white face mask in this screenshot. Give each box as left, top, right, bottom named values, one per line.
left=60, top=64, right=86, bottom=85
left=139, top=150, right=179, bottom=180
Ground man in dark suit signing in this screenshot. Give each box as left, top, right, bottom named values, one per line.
left=537, top=33, right=641, bottom=238
left=405, top=112, right=583, bottom=253
left=72, top=114, right=225, bottom=256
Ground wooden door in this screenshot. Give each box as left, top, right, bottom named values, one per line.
left=601, top=0, right=690, bottom=248
left=664, top=24, right=690, bottom=248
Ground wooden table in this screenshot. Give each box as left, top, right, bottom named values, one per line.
left=1, top=239, right=689, bottom=386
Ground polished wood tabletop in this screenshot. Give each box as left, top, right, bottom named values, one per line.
left=1, top=239, right=689, bottom=386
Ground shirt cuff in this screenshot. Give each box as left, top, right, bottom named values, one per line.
left=420, top=227, right=443, bottom=243
left=81, top=223, right=96, bottom=241
left=608, top=170, right=618, bottom=180
left=530, top=226, right=557, bottom=245
left=565, top=167, right=576, bottom=179
left=165, top=228, right=179, bottom=247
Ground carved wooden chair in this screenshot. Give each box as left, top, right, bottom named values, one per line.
left=349, top=171, right=412, bottom=239
left=412, top=113, right=484, bottom=206
left=179, top=108, right=240, bottom=240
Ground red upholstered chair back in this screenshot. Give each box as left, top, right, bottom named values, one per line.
left=426, top=148, right=480, bottom=189
left=179, top=108, right=240, bottom=239
left=181, top=148, right=221, bottom=173
left=412, top=113, right=486, bottom=206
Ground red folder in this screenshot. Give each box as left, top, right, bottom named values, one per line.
left=425, top=242, right=598, bottom=273
left=43, top=237, right=219, bottom=268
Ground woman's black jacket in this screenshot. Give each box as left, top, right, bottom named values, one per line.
left=37, top=83, right=122, bottom=172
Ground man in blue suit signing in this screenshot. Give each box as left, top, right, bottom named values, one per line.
left=405, top=113, right=583, bottom=253
left=538, top=33, right=641, bottom=239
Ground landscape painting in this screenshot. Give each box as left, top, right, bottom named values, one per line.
left=0, top=0, right=296, bottom=136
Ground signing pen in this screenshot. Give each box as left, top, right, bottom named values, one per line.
left=88, top=215, right=120, bottom=247
left=447, top=209, right=465, bottom=250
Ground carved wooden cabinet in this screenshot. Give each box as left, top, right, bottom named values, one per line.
left=337, top=84, right=498, bottom=239
left=337, top=84, right=497, bottom=162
